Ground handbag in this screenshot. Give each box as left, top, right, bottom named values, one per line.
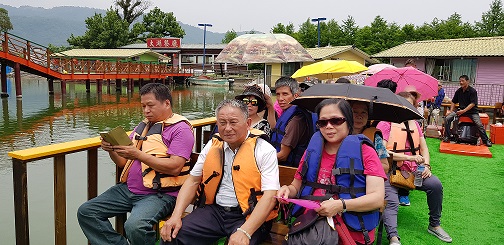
left=285, top=209, right=339, bottom=245
left=389, top=169, right=415, bottom=190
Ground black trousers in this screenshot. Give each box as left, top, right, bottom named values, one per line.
left=161, top=204, right=271, bottom=245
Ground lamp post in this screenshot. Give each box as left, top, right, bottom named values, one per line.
left=311, top=17, right=326, bottom=48
left=198, top=23, right=212, bottom=74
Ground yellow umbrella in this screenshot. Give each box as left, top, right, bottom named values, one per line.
left=291, top=60, right=368, bottom=80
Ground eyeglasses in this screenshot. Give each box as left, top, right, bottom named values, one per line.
left=316, top=117, right=346, bottom=128
left=242, top=98, right=258, bottom=106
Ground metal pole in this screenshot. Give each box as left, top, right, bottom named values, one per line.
left=317, top=21, right=321, bottom=48
left=198, top=23, right=212, bottom=75
left=311, top=17, right=326, bottom=48
left=202, top=26, right=207, bottom=73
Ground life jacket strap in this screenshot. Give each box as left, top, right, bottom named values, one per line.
left=242, top=188, right=263, bottom=217
left=332, top=168, right=364, bottom=175
left=302, top=180, right=366, bottom=194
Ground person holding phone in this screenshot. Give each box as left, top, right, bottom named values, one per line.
left=78, top=83, right=195, bottom=245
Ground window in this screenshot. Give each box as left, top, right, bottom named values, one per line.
left=430, top=58, right=477, bottom=82
left=282, top=62, right=301, bottom=77
left=181, top=55, right=196, bottom=64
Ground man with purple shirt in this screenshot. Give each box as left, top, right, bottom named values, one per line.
left=78, top=83, right=195, bottom=245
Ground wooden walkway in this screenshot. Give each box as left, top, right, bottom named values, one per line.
left=0, top=32, right=193, bottom=97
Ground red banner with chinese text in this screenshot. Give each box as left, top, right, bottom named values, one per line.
left=146, top=38, right=181, bottom=48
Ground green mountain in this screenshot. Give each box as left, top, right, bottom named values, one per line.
left=0, top=4, right=232, bottom=46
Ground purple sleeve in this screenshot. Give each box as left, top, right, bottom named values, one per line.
left=163, top=122, right=194, bottom=160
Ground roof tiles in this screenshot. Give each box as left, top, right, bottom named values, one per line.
left=373, top=36, right=504, bottom=58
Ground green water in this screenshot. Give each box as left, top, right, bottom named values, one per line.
left=0, top=78, right=242, bottom=244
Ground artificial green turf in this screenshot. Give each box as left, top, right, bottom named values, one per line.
left=380, top=138, right=504, bottom=244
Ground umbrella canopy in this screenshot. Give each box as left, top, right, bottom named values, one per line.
left=364, top=67, right=438, bottom=101
left=291, top=60, right=368, bottom=80
left=291, top=83, right=423, bottom=123
left=214, top=33, right=314, bottom=64
left=361, top=63, right=396, bottom=75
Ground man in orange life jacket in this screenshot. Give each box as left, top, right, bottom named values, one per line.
left=160, top=99, right=279, bottom=245
left=77, top=83, right=195, bottom=245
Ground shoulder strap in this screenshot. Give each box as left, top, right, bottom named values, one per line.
left=403, top=122, right=417, bottom=155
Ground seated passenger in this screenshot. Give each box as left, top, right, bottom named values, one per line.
left=160, top=99, right=279, bottom=245
left=235, top=84, right=271, bottom=138
left=77, top=83, right=195, bottom=245
left=276, top=98, right=386, bottom=245
left=351, top=101, right=390, bottom=173
left=270, top=77, right=317, bottom=167
left=443, top=75, right=491, bottom=147
left=377, top=91, right=452, bottom=244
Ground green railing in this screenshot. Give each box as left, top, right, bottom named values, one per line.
left=7, top=117, right=216, bottom=245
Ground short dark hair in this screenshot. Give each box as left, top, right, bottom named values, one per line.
left=376, top=79, right=397, bottom=93
left=459, top=75, right=469, bottom=81
left=315, top=98, right=353, bottom=134
left=140, top=83, right=172, bottom=104
left=275, top=77, right=300, bottom=95
left=335, top=77, right=351, bottom=84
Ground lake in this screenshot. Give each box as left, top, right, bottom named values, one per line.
left=0, top=78, right=244, bottom=244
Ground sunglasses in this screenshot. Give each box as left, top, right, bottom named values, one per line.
left=316, top=117, right=346, bottom=128
left=242, top=98, right=258, bottom=106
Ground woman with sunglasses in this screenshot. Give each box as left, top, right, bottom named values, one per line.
left=276, top=99, right=386, bottom=245
left=235, top=85, right=271, bottom=138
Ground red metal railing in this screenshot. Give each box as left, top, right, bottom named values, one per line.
left=1, top=32, right=193, bottom=79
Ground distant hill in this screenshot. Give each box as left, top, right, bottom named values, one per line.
left=0, top=4, right=241, bottom=46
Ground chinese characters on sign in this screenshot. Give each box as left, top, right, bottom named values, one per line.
left=146, top=38, right=181, bottom=48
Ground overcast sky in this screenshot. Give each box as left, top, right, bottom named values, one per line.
left=3, top=0, right=497, bottom=33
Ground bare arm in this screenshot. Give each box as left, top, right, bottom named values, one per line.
left=380, top=158, right=389, bottom=173
left=317, top=175, right=385, bottom=217
left=229, top=190, right=277, bottom=245
left=276, top=178, right=302, bottom=201
left=277, top=144, right=292, bottom=162
left=112, top=145, right=187, bottom=175
left=160, top=175, right=201, bottom=242
left=382, top=138, right=423, bottom=166
left=456, top=103, right=475, bottom=115
left=101, top=139, right=128, bottom=168
left=264, top=93, right=277, bottom=128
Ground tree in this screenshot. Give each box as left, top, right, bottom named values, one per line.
left=433, top=13, right=476, bottom=39
left=135, top=7, right=185, bottom=41
left=68, top=9, right=130, bottom=48
left=114, top=0, right=151, bottom=25
left=0, top=8, right=13, bottom=32
left=48, top=44, right=72, bottom=53
left=222, top=29, right=237, bottom=43
left=325, top=19, right=344, bottom=46
left=271, top=22, right=296, bottom=36
left=354, top=16, right=403, bottom=55
left=340, top=16, right=358, bottom=45
left=297, top=18, right=317, bottom=47
left=476, top=0, right=504, bottom=36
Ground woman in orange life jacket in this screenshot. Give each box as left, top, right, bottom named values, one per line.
left=276, top=98, right=386, bottom=244
left=351, top=101, right=390, bottom=173
left=376, top=91, right=452, bottom=244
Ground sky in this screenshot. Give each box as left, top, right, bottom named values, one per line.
left=2, top=0, right=497, bottom=33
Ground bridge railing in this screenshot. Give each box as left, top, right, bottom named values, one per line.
left=7, top=117, right=216, bottom=245
left=1, top=32, right=193, bottom=78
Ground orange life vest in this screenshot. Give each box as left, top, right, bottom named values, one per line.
left=362, top=127, right=383, bottom=143
left=200, top=129, right=277, bottom=221
left=120, top=114, right=193, bottom=191
left=386, top=121, right=420, bottom=165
